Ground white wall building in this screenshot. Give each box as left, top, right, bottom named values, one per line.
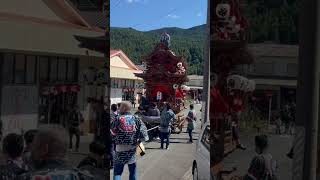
left=110, top=50, right=144, bottom=105
left=0, top=0, right=104, bottom=136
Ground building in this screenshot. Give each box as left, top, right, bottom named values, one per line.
left=110, top=50, right=144, bottom=105
left=0, top=0, right=105, bottom=136
left=234, top=43, right=298, bottom=111
left=186, top=75, right=203, bottom=101
left=69, top=0, right=107, bottom=29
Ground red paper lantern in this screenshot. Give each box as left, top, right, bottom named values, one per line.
left=70, top=85, right=80, bottom=92
left=58, top=85, right=67, bottom=93
left=41, top=87, right=50, bottom=95
left=210, top=87, right=229, bottom=115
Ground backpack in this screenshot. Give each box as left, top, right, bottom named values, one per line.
left=259, top=154, right=277, bottom=180
left=245, top=154, right=277, bottom=180
left=160, top=111, right=174, bottom=128
left=186, top=110, right=195, bottom=121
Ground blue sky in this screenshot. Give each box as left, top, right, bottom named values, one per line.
left=110, top=0, right=207, bottom=31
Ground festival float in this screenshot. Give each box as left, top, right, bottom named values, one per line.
left=135, top=33, right=189, bottom=135
left=210, top=0, right=255, bottom=179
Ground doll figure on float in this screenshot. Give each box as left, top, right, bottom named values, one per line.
left=227, top=74, right=247, bottom=150
left=214, top=0, right=248, bottom=40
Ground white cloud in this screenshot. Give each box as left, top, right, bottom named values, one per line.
left=167, top=14, right=180, bottom=19
left=197, top=12, right=202, bottom=17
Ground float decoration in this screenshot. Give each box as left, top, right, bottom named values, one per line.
left=135, top=33, right=189, bottom=113
left=210, top=0, right=256, bottom=166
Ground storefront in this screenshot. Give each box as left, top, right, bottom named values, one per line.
left=0, top=0, right=104, bottom=136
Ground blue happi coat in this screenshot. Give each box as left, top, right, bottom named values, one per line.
left=111, top=113, right=149, bottom=165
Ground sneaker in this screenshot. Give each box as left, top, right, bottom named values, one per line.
left=287, top=152, right=293, bottom=159
left=166, top=147, right=169, bottom=150
left=236, top=144, right=246, bottom=150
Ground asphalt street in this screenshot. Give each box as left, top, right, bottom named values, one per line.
left=110, top=103, right=203, bottom=180
left=223, top=131, right=293, bottom=179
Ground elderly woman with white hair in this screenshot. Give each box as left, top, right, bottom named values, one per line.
left=18, top=125, right=94, bottom=180
left=112, top=101, right=149, bottom=180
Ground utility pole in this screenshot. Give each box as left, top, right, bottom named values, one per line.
left=293, top=0, right=319, bottom=179
left=202, top=0, right=210, bottom=127
left=0, top=54, right=3, bottom=137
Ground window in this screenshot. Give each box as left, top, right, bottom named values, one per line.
left=26, top=56, right=37, bottom=84
left=49, top=57, right=58, bottom=82
left=2, top=54, right=77, bottom=84
left=58, top=58, right=67, bottom=81
left=15, top=54, right=26, bottom=84
left=201, top=125, right=210, bottom=150
left=254, top=63, right=274, bottom=75
left=39, top=56, right=49, bottom=81
left=287, top=63, right=298, bottom=76
left=2, top=53, right=38, bottom=85
left=115, top=79, right=119, bottom=88
left=2, top=53, right=14, bottom=84
left=67, top=58, right=77, bottom=82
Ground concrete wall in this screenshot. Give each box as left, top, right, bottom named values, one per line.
left=1, top=85, right=38, bottom=136
left=236, top=56, right=298, bottom=77
left=110, top=88, right=122, bottom=105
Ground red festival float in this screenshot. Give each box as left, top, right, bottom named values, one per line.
left=135, top=33, right=189, bottom=134
left=210, top=0, right=255, bottom=179
left=135, top=33, right=189, bottom=113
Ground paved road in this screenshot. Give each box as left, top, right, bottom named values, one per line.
left=110, top=104, right=203, bottom=180
left=223, top=131, right=293, bottom=179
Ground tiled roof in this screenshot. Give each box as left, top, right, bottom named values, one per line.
left=110, top=49, right=140, bottom=71
left=79, top=11, right=106, bottom=29
left=110, top=49, right=120, bottom=57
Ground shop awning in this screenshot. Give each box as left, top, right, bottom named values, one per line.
left=0, top=19, right=104, bottom=57
left=253, top=79, right=297, bottom=87
left=188, top=86, right=203, bottom=90
left=110, top=66, right=143, bottom=80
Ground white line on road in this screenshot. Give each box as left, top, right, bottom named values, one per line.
left=181, top=166, right=193, bottom=180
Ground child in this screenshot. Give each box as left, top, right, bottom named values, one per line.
left=2, top=133, right=29, bottom=176
left=244, top=135, right=277, bottom=180
left=275, top=116, right=282, bottom=135
left=186, top=104, right=197, bottom=143
left=23, top=129, right=38, bottom=165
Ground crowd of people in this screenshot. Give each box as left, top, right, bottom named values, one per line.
left=0, top=125, right=107, bottom=179
left=275, top=102, right=296, bottom=136
left=0, top=96, right=198, bottom=180
left=109, top=101, right=198, bottom=180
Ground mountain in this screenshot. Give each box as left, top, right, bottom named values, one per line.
left=110, top=24, right=206, bottom=75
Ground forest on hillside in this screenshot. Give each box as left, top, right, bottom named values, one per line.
left=110, top=0, right=299, bottom=75
left=110, top=25, right=206, bottom=75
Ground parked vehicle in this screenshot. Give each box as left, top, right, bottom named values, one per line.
left=192, top=122, right=211, bottom=180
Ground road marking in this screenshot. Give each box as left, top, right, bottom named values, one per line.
left=181, top=166, right=193, bottom=180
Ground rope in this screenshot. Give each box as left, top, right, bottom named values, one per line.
left=110, top=125, right=160, bottom=134
left=147, top=126, right=159, bottom=132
